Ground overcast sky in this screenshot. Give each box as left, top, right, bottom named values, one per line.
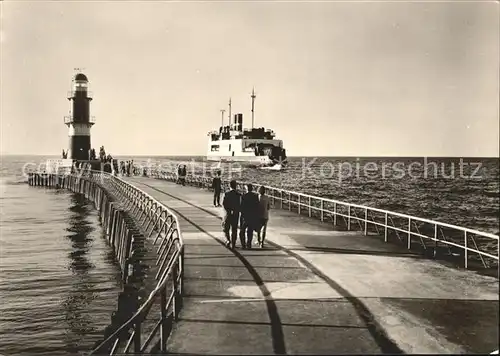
left=1, top=1, right=498, bottom=157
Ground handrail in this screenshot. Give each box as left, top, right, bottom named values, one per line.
left=151, top=168, right=499, bottom=271
left=183, top=172, right=498, bottom=239
left=64, top=115, right=96, bottom=124
left=79, top=170, right=185, bottom=355
left=67, top=90, right=93, bottom=98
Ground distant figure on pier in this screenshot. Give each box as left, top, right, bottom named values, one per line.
left=239, top=183, right=260, bottom=249
left=212, top=171, right=222, bottom=207
left=177, top=164, right=182, bottom=184
left=62, top=149, right=67, bottom=159
left=257, top=185, right=271, bottom=248
left=90, top=148, right=96, bottom=160
left=222, top=179, right=241, bottom=249
left=178, top=165, right=187, bottom=186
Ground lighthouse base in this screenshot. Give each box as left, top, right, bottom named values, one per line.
left=69, top=135, right=91, bottom=160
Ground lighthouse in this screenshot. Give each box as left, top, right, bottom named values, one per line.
left=64, top=72, right=94, bottom=160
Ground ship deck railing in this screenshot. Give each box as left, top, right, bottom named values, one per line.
left=152, top=168, right=499, bottom=271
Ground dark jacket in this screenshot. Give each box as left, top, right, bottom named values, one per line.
left=212, top=177, right=222, bottom=191
left=240, top=192, right=259, bottom=218
left=223, top=189, right=241, bottom=214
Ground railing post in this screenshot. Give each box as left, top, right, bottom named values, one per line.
left=364, top=208, right=368, bottom=235
left=384, top=212, right=388, bottom=242
left=308, top=196, right=311, bottom=217
left=280, top=190, right=283, bottom=209
left=464, top=231, right=468, bottom=269
left=320, top=200, right=324, bottom=222
left=180, top=247, right=185, bottom=296
left=134, top=322, right=141, bottom=353
left=334, top=202, right=337, bottom=226
left=172, top=262, right=179, bottom=320
left=347, top=205, right=351, bottom=230
left=298, top=195, right=301, bottom=215
left=160, top=286, right=167, bottom=352
left=407, top=218, right=411, bottom=249
left=434, top=223, right=438, bottom=258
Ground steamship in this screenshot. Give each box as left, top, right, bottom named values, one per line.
left=206, top=91, right=287, bottom=167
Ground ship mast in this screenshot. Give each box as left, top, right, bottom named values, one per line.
left=251, top=88, right=256, bottom=129
left=220, top=109, right=225, bottom=127
left=228, top=97, right=232, bottom=129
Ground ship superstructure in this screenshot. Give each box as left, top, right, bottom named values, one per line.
left=206, top=90, right=287, bottom=167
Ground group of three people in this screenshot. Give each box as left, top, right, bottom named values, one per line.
left=177, top=165, right=187, bottom=185
left=213, top=173, right=271, bottom=249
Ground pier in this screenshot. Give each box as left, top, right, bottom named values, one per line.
left=27, top=169, right=499, bottom=355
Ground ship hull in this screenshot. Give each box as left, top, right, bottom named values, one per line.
left=206, top=154, right=284, bottom=167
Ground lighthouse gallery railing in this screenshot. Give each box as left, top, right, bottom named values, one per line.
left=63, top=115, right=96, bottom=124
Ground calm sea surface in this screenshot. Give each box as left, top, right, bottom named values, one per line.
left=0, top=154, right=498, bottom=355
left=0, top=155, right=122, bottom=356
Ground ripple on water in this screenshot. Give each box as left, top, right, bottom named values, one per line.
left=0, top=179, right=122, bottom=356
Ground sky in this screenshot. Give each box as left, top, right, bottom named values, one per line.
left=1, top=0, right=498, bottom=157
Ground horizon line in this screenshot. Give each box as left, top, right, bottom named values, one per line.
left=1, top=153, right=499, bottom=159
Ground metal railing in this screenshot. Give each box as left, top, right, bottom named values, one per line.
left=67, top=90, right=93, bottom=98
left=64, top=115, right=96, bottom=124
left=152, top=168, right=499, bottom=271
left=85, top=171, right=184, bottom=355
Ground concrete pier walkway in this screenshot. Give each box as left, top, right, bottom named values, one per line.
left=124, top=177, right=498, bottom=355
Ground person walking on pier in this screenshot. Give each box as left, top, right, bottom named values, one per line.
left=177, top=164, right=187, bottom=185
left=180, top=165, right=187, bottom=186
left=257, top=185, right=271, bottom=248
left=177, top=164, right=182, bottom=184
left=222, top=180, right=241, bottom=249
left=239, top=183, right=260, bottom=249
left=212, top=171, right=222, bottom=207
